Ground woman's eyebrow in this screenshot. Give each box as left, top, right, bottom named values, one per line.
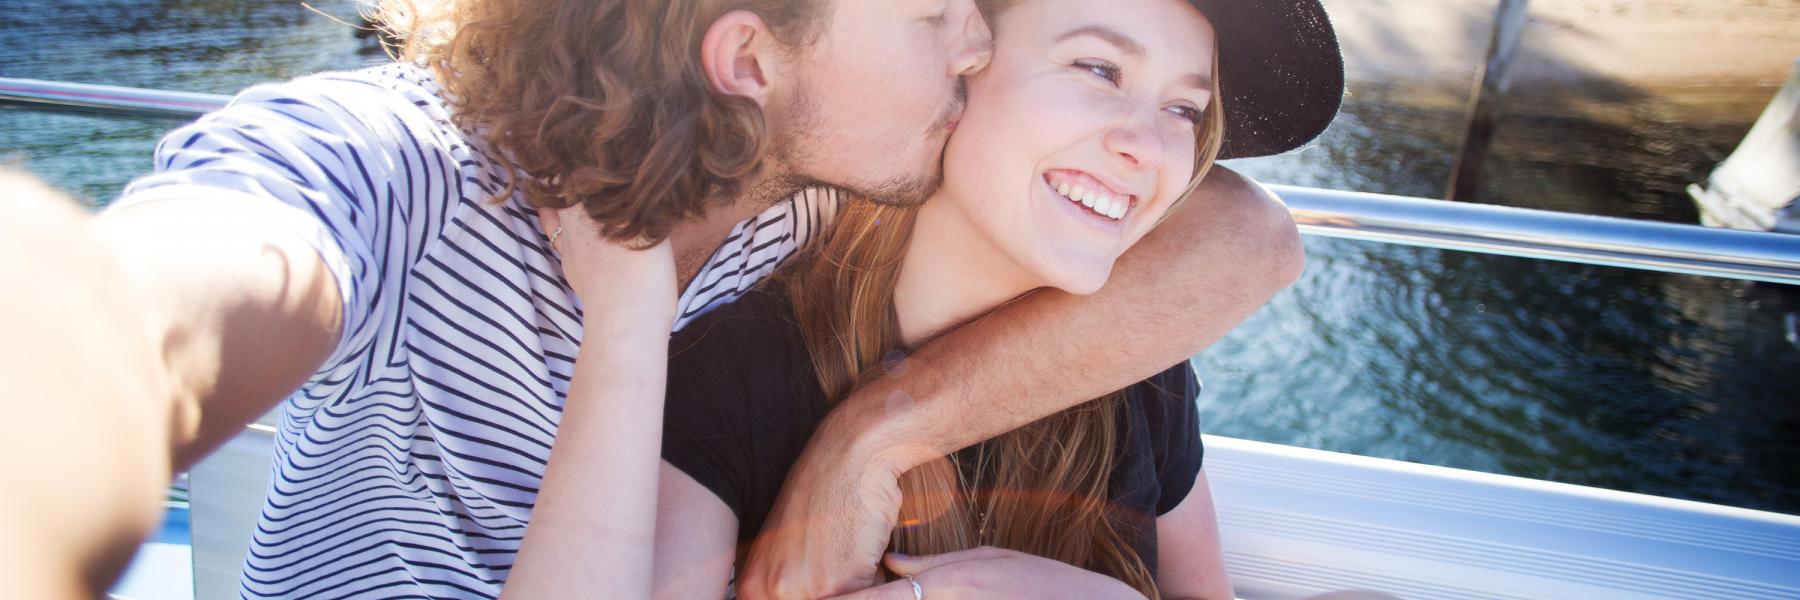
left=1179, top=73, right=1214, bottom=93
left=1055, top=25, right=1145, bottom=58
left=1056, top=25, right=1214, bottom=92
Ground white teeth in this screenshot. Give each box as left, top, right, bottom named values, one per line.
left=1051, top=176, right=1130, bottom=220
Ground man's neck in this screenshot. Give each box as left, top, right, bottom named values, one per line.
left=667, top=173, right=805, bottom=291
left=669, top=207, right=749, bottom=292
left=893, top=201, right=1035, bottom=348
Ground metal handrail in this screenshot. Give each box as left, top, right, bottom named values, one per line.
left=6, top=76, right=1800, bottom=286
left=1, top=77, right=227, bottom=119
left=1278, top=186, right=1800, bottom=285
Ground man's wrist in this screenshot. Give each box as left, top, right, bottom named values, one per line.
left=817, top=375, right=940, bottom=477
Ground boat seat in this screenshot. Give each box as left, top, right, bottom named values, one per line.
left=188, top=429, right=1800, bottom=599
left=187, top=426, right=279, bottom=600
left=1207, top=435, right=1800, bottom=599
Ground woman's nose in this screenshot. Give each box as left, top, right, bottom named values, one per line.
left=1103, top=112, right=1170, bottom=173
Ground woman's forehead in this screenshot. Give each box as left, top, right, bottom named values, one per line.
left=998, top=0, right=1215, bottom=63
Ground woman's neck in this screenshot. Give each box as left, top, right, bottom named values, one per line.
left=893, top=198, right=1038, bottom=348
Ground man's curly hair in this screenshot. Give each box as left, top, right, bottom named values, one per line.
left=374, top=0, right=826, bottom=244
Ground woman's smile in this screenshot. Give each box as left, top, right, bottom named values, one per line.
left=1043, top=168, right=1139, bottom=221
left=1041, top=175, right=1132, bottom=237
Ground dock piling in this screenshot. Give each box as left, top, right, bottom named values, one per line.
left=1448, top=0, right=1532, bottom=202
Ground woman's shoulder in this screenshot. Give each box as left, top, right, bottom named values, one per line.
left=1119, top=362, right=1203, bottom=446
left=1126, top=362, right=1202, bottom=411
left=1121, top=362, right=1205, bottom=516
left=665, top=284, right=818, bottom=406
left=670, top=286, right=800, bottom=358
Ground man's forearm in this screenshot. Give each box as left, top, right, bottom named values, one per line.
left=840, top=167, right=1304, bottom=469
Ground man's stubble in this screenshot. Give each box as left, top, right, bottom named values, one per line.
left=751, top=73, right=966, bottom=209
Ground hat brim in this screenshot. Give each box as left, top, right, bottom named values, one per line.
left=1189, top=0, right=1344, bottom=160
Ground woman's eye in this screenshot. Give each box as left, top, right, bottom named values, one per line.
left=1168, top=105, right=1206, bottom=126
left=925, top=12, right=948, bottom=27
left=1074, top=60, right=1123, bottom=85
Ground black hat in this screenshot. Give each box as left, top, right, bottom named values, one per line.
left=1188, top=0, right=1344, bottom=159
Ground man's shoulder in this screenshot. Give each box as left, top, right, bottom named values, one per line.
left=224, top=62, right=455, bottom=129
left=262, top=61, right=440, bottom=99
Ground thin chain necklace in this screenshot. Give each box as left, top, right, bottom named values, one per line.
left=954, top=445, right=997, bottom=542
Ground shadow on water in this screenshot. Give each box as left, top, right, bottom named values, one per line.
left=4, top=0, right=1799, bottom=514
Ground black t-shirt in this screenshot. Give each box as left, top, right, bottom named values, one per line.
left=661, top=287, right=1205, bottom=574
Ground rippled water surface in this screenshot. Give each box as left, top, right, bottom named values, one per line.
left=5, top=1, right=1798, bottom=514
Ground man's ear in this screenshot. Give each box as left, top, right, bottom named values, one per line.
left=700, top=10, right=778, bottom=106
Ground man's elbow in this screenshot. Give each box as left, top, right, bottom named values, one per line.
left=1189, top=167, right=1306, bottom=293
left=1241, top=176, right=1306, bottom=291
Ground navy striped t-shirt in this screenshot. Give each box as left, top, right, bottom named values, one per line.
left=112, top=62, right=839, bottom=599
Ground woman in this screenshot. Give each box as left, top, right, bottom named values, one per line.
left=653, top=0, right=1340, bottom=597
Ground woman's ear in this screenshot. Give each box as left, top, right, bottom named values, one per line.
left=700, top=10, right=777, bottom=106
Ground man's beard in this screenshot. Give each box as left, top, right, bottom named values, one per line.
left=758, top=77, right=967, bottom=208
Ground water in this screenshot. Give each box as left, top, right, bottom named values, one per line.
left=5, top=1, right=1798, bottom=515
left=0, top=0, right=383, bottom=204
left=1208, top=81, right=1800, bottom=514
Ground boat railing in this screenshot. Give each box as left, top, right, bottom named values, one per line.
left=7, top=76, right=1800, bottom=286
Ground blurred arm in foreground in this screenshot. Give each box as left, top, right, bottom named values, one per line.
left=0, top=169, right=341, bottom=597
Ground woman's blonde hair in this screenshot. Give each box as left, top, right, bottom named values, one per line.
left=370, top=0, right=827, bottom=244
left=783, top=46, right=1226, bottom=599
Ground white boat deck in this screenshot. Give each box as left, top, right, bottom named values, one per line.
left=108, top=427, right=1800, bottom=599
left=1209, top=436, right=1800, bottom=599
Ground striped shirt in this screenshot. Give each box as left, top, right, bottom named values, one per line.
left=113, top=62, right=840, bottom=599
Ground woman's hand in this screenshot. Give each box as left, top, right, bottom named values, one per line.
left=538, top=204, right=678, bottom=334
left=504, top=205, right=679, bottom=599
left=827, top=547, right=1148, bottom=600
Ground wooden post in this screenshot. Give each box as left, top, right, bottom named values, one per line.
left=1448, top=0, right=1531, bottom=202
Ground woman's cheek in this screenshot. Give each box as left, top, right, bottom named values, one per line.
left=1010, top=90, right=1114, bottom=152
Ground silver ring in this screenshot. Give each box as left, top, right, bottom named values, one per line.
left=907, top=575, right=923, bottom=600
left=548, top=226, right=563, bottom=250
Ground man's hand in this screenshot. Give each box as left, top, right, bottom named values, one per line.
left=0, top=171, right=173, bottom=597
left=735, top=406, right=912, bottom=599
left=828, top=548, right=1147, bottom=600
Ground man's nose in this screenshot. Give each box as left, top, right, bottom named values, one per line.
left=951, top=8, right=994, bottom=77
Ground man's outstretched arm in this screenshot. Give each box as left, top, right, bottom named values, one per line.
left=0, top=172, right=342, bottom=597
left=736, top=167, right=1305, bottom=599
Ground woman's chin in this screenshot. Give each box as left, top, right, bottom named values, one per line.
left=1038, top=264, right=1113, bottom=297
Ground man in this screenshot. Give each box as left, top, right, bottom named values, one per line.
left=0, top=0, right=1313, bottom=597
